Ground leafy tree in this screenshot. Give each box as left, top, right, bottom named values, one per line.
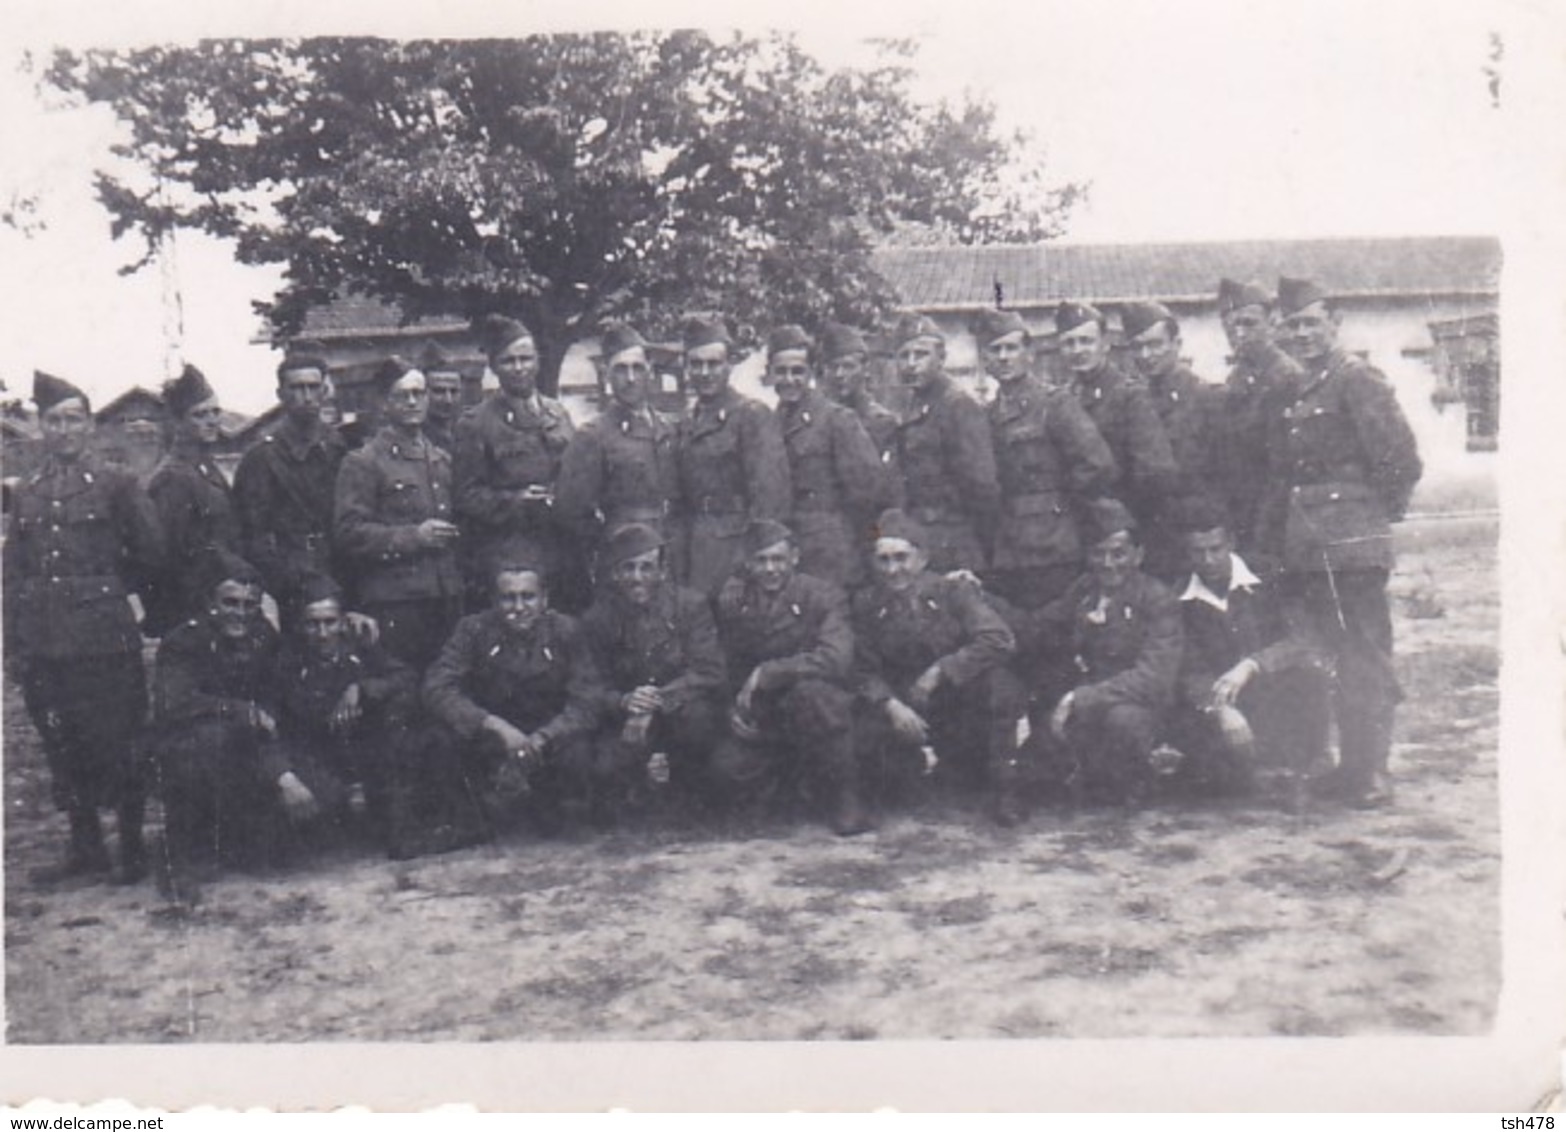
left=43, top=34, right=1082, bottom=394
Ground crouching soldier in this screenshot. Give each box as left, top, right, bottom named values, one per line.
left=150, top=552, right=343, bottom=904
left=423, top=562, right=605, bottom=834
left=273, top=575, right=467, bottom=858
left=578, top=523, right=727, bottom=823
left=710, top=520, right=868, bottom=835
left=3, top=371, right=164, bottom=885
left=852, top=510, right=1026, bottom=826
left=1168, top=498, right=1330, bottom=807
left=1026, top=499, right=1183, bottom=808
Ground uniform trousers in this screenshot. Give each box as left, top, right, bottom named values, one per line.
left=709, top=679, right=857, bottom=805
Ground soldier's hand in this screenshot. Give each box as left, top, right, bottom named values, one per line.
left=1209, top=658, right=1260, bottom=710
left=346, top=612, right=381, bottom=646
left=249, top=704, right=278, bottom=736
left=729, top=707, right=761, bottom=741
left=519, top=484, right=554, bottom=503
left=1049, top=692, right=1075, bottom=741
left=735, top=669, right=763, bottom=719
left=943, top=568, right=984, bottom=589
left=622, top=686, right=664, bottom=715
left=908, top=665, right=943, bottom=710
left=330, top=683, right=362, bottom=731
left=416, top=518, right=461, bottom=548
left=885, top=698, right=929, bottom=743
left=277, top=772, right=319, bottom=822
left=1211, top=704, right=1256, bottom=754
left=481, top=714, right=531, bottom=754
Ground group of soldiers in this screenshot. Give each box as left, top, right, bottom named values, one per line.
left=3, top=274, right=1423, bottom=903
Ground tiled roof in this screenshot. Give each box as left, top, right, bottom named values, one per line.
left=872, top=235, right=1501, bottom=312
left=278, top=295, right=470, bottom=342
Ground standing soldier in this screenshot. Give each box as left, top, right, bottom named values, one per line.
left=556, top=322, right=684, bottom=581
left=676, top=315, right=791, bottom=594
left=453, top=315, right=579, bottom=609
left=769, top=324, right=886, bottom=589
left=144, top=362, right=239, bottom=636
left=819, top=321, right=901, bottom=472
left=852, top=510, right=1024, bottom=825
left=417, top=340, right=466, bottom=455
left=1213, top=278, right=1305, bottom=552
left=977, top=307, right=1117, bottom=610
left=1054, top=301, right=1178, bottom=537
left=333, top=358, right=463, bottom=668
left=3, top=371, right=164, bottom=884
left=578, top=523, right=728, bottom=821
left=1261, top=277, right=1422, bottom=809
left=890, top=313, right=1000, bottom=573
left=1119, top=300, right=1226, bottom=579
left=710, top=520, right=868, bottom=835
left=233, top=352, right=349, bottom=621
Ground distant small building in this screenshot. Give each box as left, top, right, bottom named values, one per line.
left=1425, top=312, right=1499, bottom=452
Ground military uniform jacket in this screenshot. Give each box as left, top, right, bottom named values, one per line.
left=579, top=584, right=726, bottom=718
left=452, top=392, right=576, bottom=546
left=422, top=417, right=457, bottom=456
left=851, top=573, right=1015, bottom=704
left=423, top=609, right=602, bottom=743
left=144, top=442, right=239, bottom=634
left=678, top=387, right=790, bottom=522
left=3, top=456, right=164, bottom=661
left=988, top=377, right=1117, bottom=571
left=1176, top=554, right=1323, bottom=710
left=275, top=638, right=417, bottom=746
left=232, top=422, right=348, bottom=597
left=1069, top=362, right=1178, bottom=509
left=1144, top=364, right=1224, bottom=502
left=554, top=400, right=681, bottom=539
left=1257, top=349, right=1423, bottom=573
left=779, top=390, right=886, bottom=520
left=896, top=373, right=1000, bottom=526
left=153, top=614, right=281, bottom=729
left=1034, top=572, right=1183, bottom=715
left=713, top=572, right=853, bottom=694
left=1218, top=344, right=1303, bottom=544
left=850, top=394, right=903, bottom=471
left=333, top=427, right=462, bottom=604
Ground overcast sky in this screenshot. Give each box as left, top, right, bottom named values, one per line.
left=0, top=0, right=1528, bottom=414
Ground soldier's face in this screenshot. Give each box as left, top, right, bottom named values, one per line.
left=1279, top=301, right=1339, bottom=362
left=1058, top=320, right=1109, bottom=375
left=183, top=398, right=224, bottom=447
left=384, top=372, right=429, bottom=429
left=1087, top=530, right=1143, bottom=594
left=685, top=343, right=731, bottom=401
left=278, top=367, right=327, bottom=424
left=39, top=399, right=93, bottom=461
left=492, top=336, right=540, bottom=399
left=212, top=579, right=263, bottom=639
left=300, top=599, right=347, bottom=657
left=895, top=337, right=944, bottom=390
left=873, top=537, right=927, bottom=593
left=982, top=332, right=1028, bottom=384
left=1221, top=304, right=1275, bottom=360
left=607, top=348, right=652, bottom=410
left=1129, top=322, right=1180, bottom=381
left=426, top=372, right=463, bottom=421
left=748, top=539, right=798, bottom=594
left=823, top=352, right=868, bottom=402
left=768, top=349, right=813, bottom=405
left=494, top=570, right=547, bottom=634
left=1184, top=527, right=1234, bottom=591
left=612, top=547, right=664, bottom=607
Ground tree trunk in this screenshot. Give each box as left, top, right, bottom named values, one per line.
left=533, top=328, right=573, bottom=400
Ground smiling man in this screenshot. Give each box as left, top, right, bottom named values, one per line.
left=1258, top=276, right=1423, bottom=809
left=423, top=561, right=606, bottom=836
left=4, top=370, right=165, bottom=886
left=675, top=315, right=791, bottom=594
left=710, top=519, right=866, bottom=835
left=851, top=509, right=1024, bottom=825
left=333, top=357, right=463, bottom=669
left=768, top=324, right=886, bottom=589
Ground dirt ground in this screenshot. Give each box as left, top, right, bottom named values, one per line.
left=3, top=516, right=1499, bottom=1043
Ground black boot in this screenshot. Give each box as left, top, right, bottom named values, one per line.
left=114, top=796, right=148, bottom=885
left=988, top=758, right=1025, bottom=828
left=828, top=772, right=872, bottom=837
